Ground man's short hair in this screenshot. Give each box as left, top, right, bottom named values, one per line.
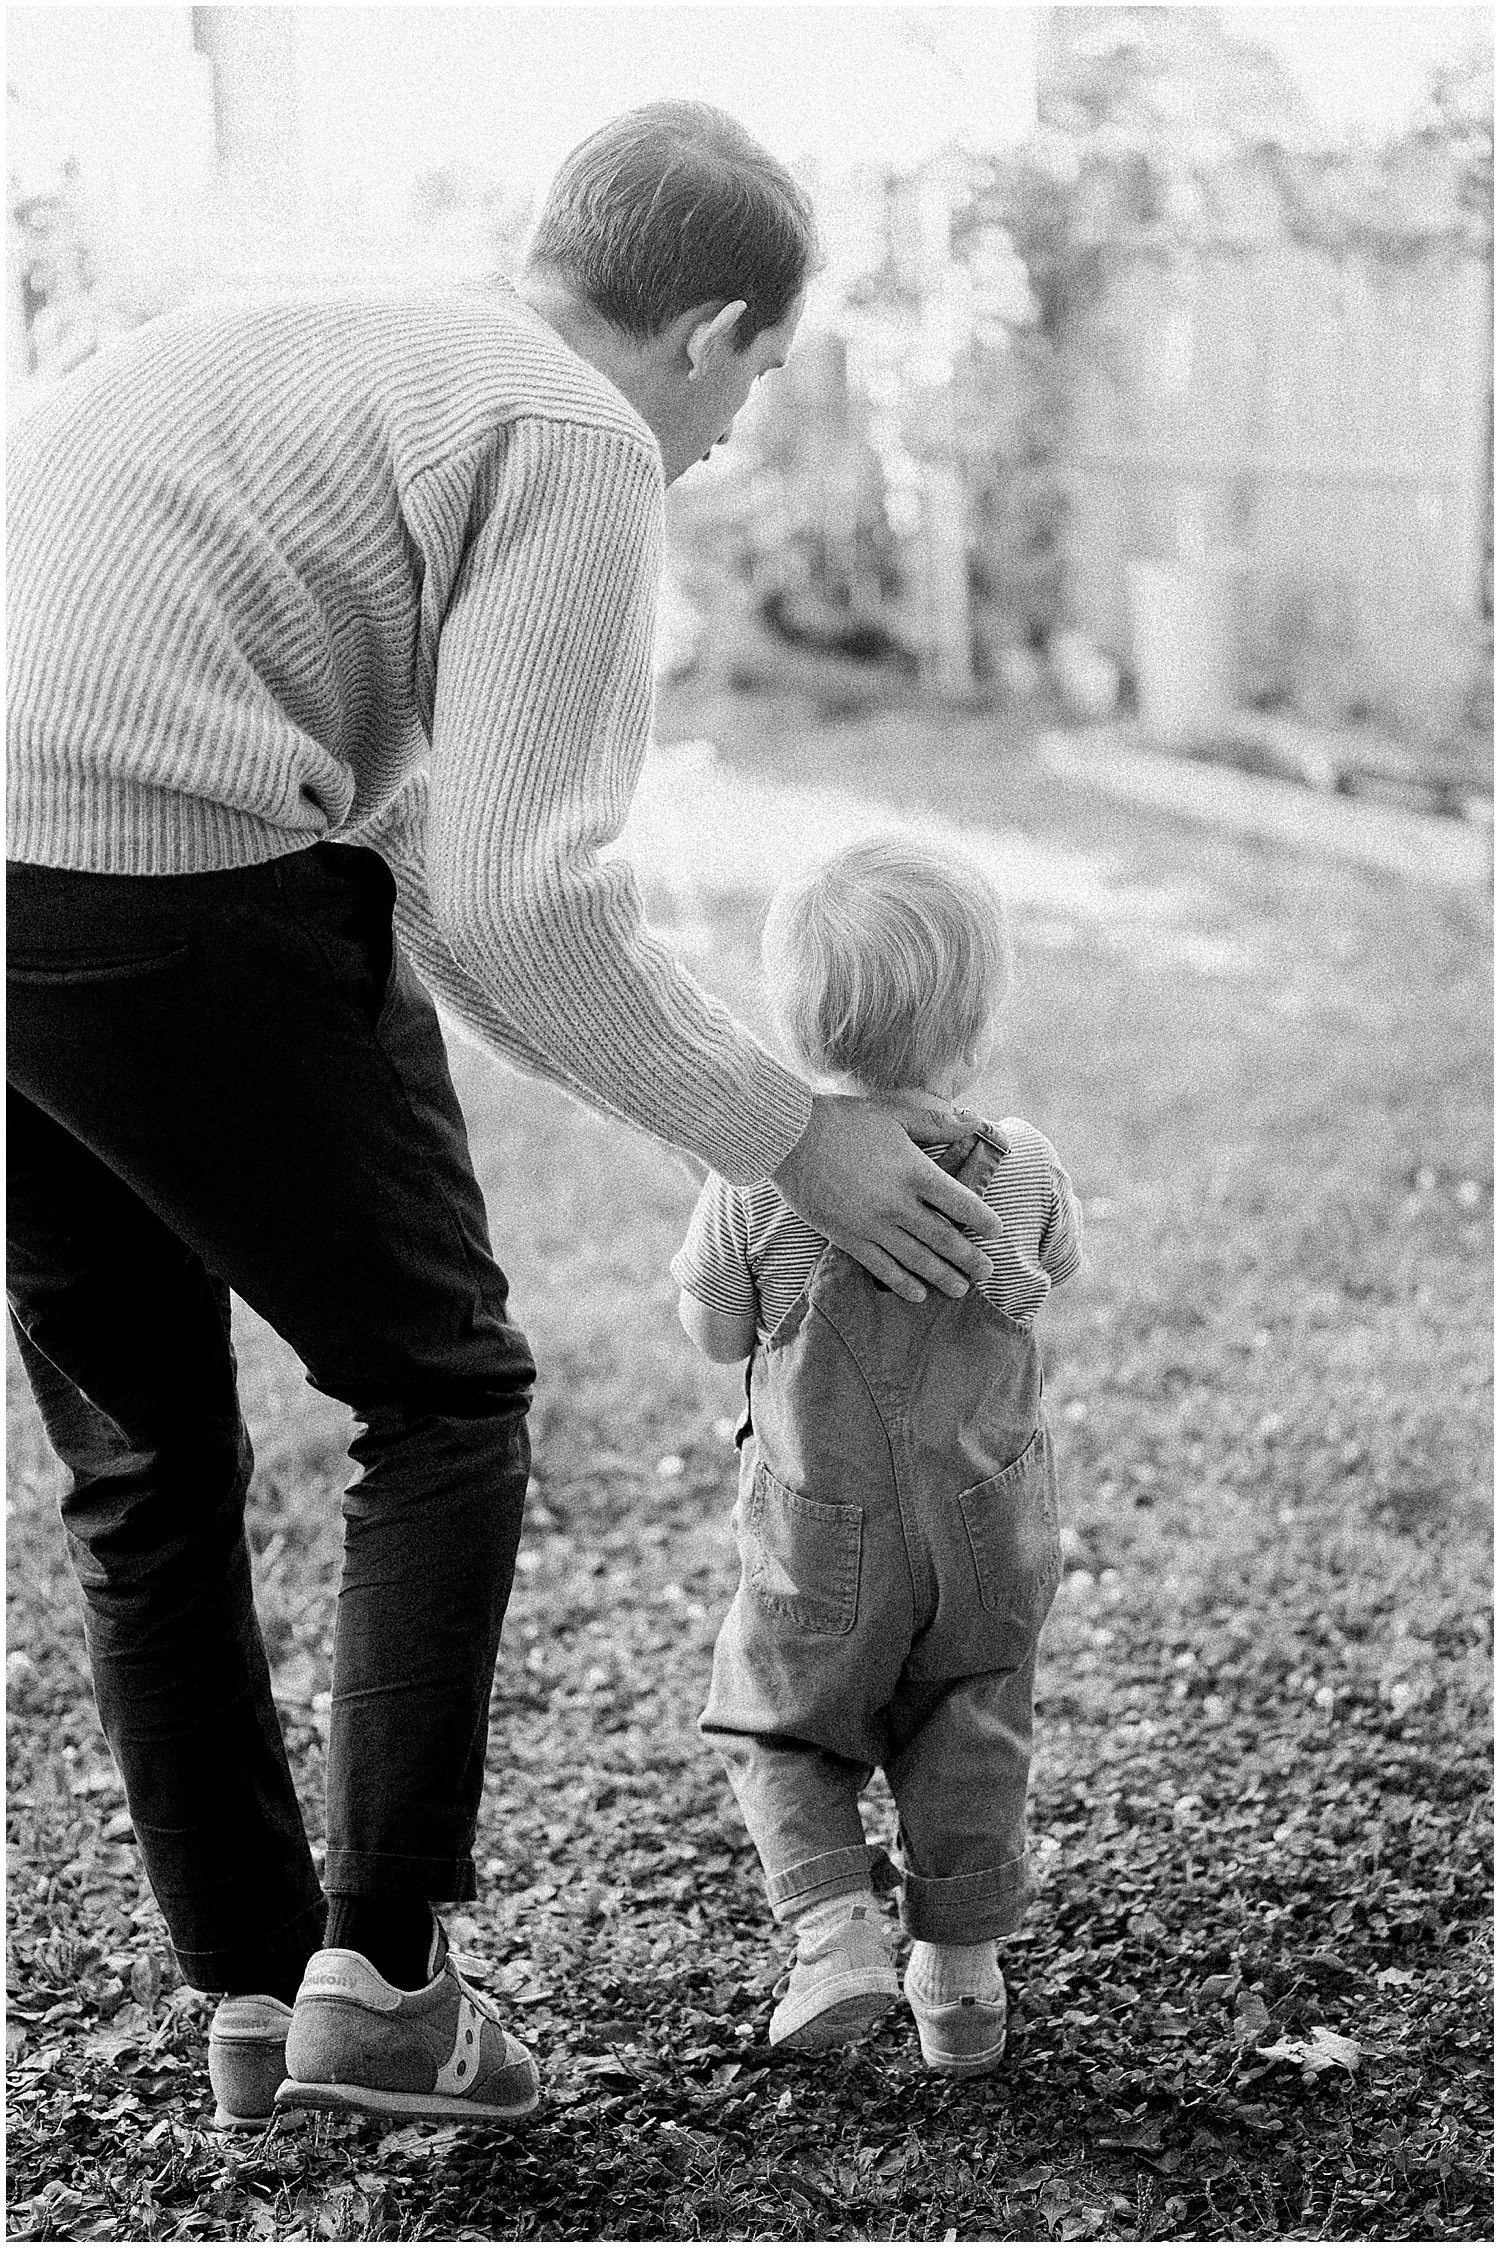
left=762, top=838, right=1014, bottom=1095
left=526, top=101, right=818, bottom=345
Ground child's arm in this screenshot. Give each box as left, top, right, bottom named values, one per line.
left=1039, top=1156, right=1085, bottom=1287
left=671, top=1173, right=760, bottom=1364
left=677, top=1292, right=757, bottom=1363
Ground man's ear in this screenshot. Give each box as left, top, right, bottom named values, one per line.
left=685, top=299, right=749, bottom=380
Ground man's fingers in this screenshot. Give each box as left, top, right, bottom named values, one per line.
left=869, top=1226, right=980, bottom=1297
left=852, top=1244, right=928, bottom=1304
left=894, top=1195, right=993, bottom=1286
left=881, top=1092, right=969, bottom=1144
left=921, top=1161, right=999, bottom=1240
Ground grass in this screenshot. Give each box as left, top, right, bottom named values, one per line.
left=6, top=689, right=1492, bottom=2241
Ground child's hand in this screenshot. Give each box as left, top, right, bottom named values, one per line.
left=772, top=1094, right=996, bottom=1304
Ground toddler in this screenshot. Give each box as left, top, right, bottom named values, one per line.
left=672, top=836, right=1082, bottom=2074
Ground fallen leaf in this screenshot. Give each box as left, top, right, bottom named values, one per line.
left=1096, top=2116, right=1164, bottom=2153
left=1234, top=1989, right=1272, bottom=2044
left=1008, top=2167, right=1052, bottom=2193
left=1258, top=2026, right=1360, bottom=2075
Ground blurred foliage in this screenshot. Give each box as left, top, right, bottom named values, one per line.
left=675, top=8, right=1497, bottom=690
left=409, top=164, right=537, bottom=277
left=7, top=83, right=99, bottom=379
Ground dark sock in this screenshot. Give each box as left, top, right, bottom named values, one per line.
left=226, top=1961, right=307, bottom=2008
left=325, top=1897, right=437, bottom=1990
left=226, top=1910, right=328, bottom=2007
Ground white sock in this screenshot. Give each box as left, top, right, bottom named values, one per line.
left=906, top=1938, right=1004, bottom=2004
left=791, top=1888, right=877, bottom=1952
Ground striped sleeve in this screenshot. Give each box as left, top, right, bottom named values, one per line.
left=418, top=416, right=812, bottom=1188
left=671, top=1176, right=759, bottom=1325
left=1038, top=1154, right=1084, bottom=1287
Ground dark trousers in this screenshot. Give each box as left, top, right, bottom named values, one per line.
left=6, top=845, right=536, bottom=1995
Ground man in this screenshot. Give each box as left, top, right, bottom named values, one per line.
left=6, top=102, right=997, bottom=2127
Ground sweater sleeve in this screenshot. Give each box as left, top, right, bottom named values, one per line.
left=355, top=769, right=637, bottom=1118
left=389, top=415, right=813, bottom=1187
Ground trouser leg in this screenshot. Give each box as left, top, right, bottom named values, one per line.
left=883, top=1653, right=1041, bottom=1943
left=710, top=1730, right=876, bottom=1924
left=699, top=1429, right=913, bottom=1922
left=7, top=1091, right=326, bottom=1993
left=6, top=846, right=535, bottom=1957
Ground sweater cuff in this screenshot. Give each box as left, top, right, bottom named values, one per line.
left=695, top=1050, right=812, bottom=1188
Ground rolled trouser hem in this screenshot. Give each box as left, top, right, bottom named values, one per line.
left=766, top=1843, right=880, bottom=1924
left=322, top=1847, right=477, bottom=1903
left=899, top=1855, right=1031, bottom=1943
left=174, top=1895, right=328, bottom=1995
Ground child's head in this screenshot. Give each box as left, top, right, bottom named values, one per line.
left=761, top=836, right=1013, bottom=1096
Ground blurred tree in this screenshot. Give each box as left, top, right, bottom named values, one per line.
left=1414, top=42, right=1494, bottom=242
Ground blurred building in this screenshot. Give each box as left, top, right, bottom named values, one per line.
left=1033, top=11, right=1493, bottom=743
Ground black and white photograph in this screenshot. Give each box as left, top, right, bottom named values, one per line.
left=4, top=4, right=1492, bottom=2240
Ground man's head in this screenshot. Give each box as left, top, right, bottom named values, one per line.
left=521, top=101, right=817, bottom=479
left=527, top=100, right=816, bottom=346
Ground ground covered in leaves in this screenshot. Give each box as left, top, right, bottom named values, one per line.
left=7, top=698, right=1493, bottom=2240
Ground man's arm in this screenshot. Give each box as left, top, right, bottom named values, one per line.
left=367, top=780, right=996, bottom=1303
left=380, top=414, right=997, bottom=1294
left=421, top=415, right=811, bottom=1187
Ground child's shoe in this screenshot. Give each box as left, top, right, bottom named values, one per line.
left=275, top=1922, right=539, bottom=2124
left=903, top=1945, right=1008, bottom=2076
left=208, top=1994, right=293, bottom=2128
left=770, top=1899, right=899, bottom=2051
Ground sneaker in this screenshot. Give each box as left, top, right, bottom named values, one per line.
left=275, top=1923, right=539, bottom=2124
left=769, top=1903, right=899, bottom=2051
left=208, top=1994, right=293, bottom=2128
left=903, top=1959, right=1008, bottom=2076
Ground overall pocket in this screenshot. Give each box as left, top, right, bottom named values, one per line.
left=956, top=1427, right=1062, bottom=1641
left=743, top=1463, right=861, bottom=1637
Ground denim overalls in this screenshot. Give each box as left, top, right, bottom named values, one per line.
left=700, top=1133, right=1062, bottom=1946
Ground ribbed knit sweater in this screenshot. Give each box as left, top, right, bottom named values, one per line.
left=6, top=283, right=812, bottom=1186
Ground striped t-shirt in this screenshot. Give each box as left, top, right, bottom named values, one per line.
left=673, top=1118, right=1083, bottom=1343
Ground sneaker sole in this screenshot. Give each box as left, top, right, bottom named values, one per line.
left=274, top=2077, right=540, bottom=2124
left=914, top=2030, right=1009, bottom=2076
left=212, top=2103, right=277, bottom=2131
left=771, top=1982, right=897, bottom=2051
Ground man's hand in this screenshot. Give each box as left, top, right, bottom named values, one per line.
left=771, top=1093, right=998, bottom=1304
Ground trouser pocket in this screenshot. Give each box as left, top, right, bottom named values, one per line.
left=742, top=1463, right=862, bottom=1637
left=955, top=1427, right=1061, bottom=1649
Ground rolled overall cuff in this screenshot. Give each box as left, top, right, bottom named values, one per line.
left=765, top=1843, right=879, bottom=1923
left=898, top=1854, right=1032, bottom=1944
left=322, top=1845, right=478, bottom=1905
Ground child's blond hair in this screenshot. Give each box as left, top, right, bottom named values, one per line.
left=761, top=836, right=1013, bottom=1093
